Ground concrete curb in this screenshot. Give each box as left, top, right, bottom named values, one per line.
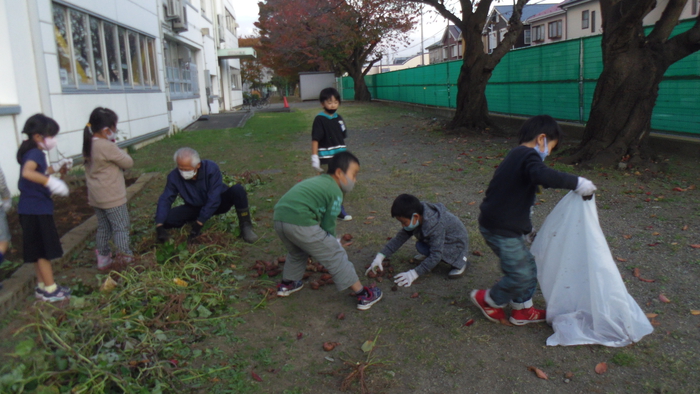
left=237, top=110, right=253, bottom=128
left=0, top=172, right=159, bottom=319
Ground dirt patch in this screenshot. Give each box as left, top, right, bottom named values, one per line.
left=0, top=177, right=137, bottom=281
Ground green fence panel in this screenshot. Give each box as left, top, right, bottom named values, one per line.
left=341, top=19, right=699, bottom=136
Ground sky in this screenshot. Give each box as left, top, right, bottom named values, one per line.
left=234, top=0, right=563, bottom=62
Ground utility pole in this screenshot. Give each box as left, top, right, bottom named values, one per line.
left=420, top=5, right=424, bottom=65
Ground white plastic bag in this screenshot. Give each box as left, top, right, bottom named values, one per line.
left=531, top=191, right=653, bottom=347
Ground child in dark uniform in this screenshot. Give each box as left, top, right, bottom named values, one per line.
left=310, top=87, right=352, bottom=221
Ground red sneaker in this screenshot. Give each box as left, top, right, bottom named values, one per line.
left=470, top=289, right=506, bottom=323
left=509, top=307, right=546, bottom=325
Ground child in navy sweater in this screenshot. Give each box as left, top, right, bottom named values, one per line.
left=471, top=115, right=596, bottom=325
left=17, top=114, right=72, bottom=302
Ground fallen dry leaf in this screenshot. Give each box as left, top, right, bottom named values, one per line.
left=322, top=342, right=339, bottom=352
left=690, top=244, right=700, bottom=249
left=366, top=216, right=375, bottom=220
left=297, top=332, right=303, bottom=340
left=363, top=221, right=372, bottom=225
left=564, top=372, right=574, bottom=379
left=650, top=318, right=661, bottom=327
left=468, top=201, right=476, bottom=205
left=652, top=232, right=660, bottom=236
left=623, top=234, right=632, bottom=239
left=594, top=362, right=608, bottom=375
left=645, top=313, right=658, bottom=318
left=639, top=277, right=656, bottom=283
left=527, top=366, right=548, bottom=380
left=682, top=225, right=688, bottom=231
left=672, top=187, right=686, bottom=192
left=616, top=257, right=628, bottom=262
left=690, top=310, right=700, bottom=315
left=498, top=318, right=514, bottom=327
left=633, top=268, right=641, bottom=278
left=410, top=292, right=419, bottom=298
left=251, top=371, right=263, bottom=382
left=337, top=312, right=345, bottom=320
left=463, top=319, right=475, bottom=327
left=659, top=294, right=671, bottom=303
left=472, top=250, right=483, bottom=257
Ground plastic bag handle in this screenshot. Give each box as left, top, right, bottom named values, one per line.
left=582, top=194, right=594, bottom=201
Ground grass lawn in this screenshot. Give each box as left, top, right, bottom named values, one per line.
left=1, top=102, right=700, bottom=393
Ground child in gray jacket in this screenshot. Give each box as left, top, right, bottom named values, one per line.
left=366, top=194, right=470, bottom=286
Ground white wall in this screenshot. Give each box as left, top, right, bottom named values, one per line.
left=0, top=0, right=247, bottom=194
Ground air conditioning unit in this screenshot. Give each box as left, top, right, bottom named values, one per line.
left=166, top=0, right=183, bottom=21
left=172, top=3, right=188, bottom=33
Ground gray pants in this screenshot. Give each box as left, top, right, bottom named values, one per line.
left=95, top=204, right=132, bottom=256
left=0, top=209, right=9, bottom=243
left=274, top=221, right=359, bottom=291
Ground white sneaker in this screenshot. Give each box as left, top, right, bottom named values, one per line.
left=448, top=264, right=467, bottom=279
left=338, top=214, right=353, bottom=221
left=413, top=254, right=427, bottom=261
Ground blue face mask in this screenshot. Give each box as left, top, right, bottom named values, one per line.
left=535, top=137, right=549, bottom=161
left=403, top=214, right=420, bottom=231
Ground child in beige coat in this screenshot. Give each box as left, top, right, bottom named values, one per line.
left=82, top=108, right=134, bottom=271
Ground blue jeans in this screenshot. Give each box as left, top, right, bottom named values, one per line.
left=416, top=241, right=430, bottom=256
left=480, top=226, right=537, bottom=306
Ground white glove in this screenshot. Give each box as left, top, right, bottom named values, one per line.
left=525, top=228, right=537, bottom=244
left=2, top=199, right=11, bottom=213
left=311, top=155, right=322, bottom=172
left=365, top=253, right=385, bottom=276
left=45, top=176, right=69, bottom=197
left=574, top=177, right=597, bottom=196
left=51, top=158, right=73, bottom=173
left=394, top=269, right=418, bottom=287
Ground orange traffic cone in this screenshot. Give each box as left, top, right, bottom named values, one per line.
left=283, top=96, right=289, bottom=108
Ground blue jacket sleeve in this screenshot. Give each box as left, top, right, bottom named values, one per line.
left=156, top=173, right=179, bottom=224
left=196, top=166, right=224, bottom=224
left=379, top=229, right=412, bottom=258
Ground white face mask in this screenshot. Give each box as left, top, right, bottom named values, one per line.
left=179, top=169, right=197, bottom=180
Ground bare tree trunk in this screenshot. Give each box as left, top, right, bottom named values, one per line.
left=566, top=0, right=700, bottom=167
left=449, top=55, right=492, bottom=129
left=352, top=72, right=372, bottom=101
left=567, top=49, right=665, bottom=167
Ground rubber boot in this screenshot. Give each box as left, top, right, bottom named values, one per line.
left=237, top=208, right=259, bottom=243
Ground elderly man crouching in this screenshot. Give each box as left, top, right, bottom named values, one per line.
left=155, top=147, right=258, bottom=243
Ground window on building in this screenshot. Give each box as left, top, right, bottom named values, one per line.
left=443, top=47, right=448, bottom=60
left=89, top=18, right=107, bottom=86
left=533, top=25, right=545, bottom=42
left=53, top=4, right=75, bottom=87
left=51, top=3, right=158, bottom=91
left=524, top=29, right=531, bottom=45
left=451, top=45, right=458, bottom=57
left=201, top=0, right=208, bottom=18
left=591, top=11, right=596, bottom=32
left=164, top=39, right=199, bottom=99
left=693, top=0, right=698, bottom=15
left=582, top=10, right=589, bottom=29
left=548, top=20, right=562, bottom=39
left=225, top=9, right=237, bottom=35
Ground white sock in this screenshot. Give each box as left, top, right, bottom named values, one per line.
left=45, top=284, right=57, bottom=293
left=37, top=282, right=46, bottom=290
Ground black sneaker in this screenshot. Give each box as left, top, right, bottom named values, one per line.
left=277, top=280, right=304, bottom=297
left=41, top=285, right=71, bottom=302
left=337, top=213, right=353, bottom=221
left=357, top=285, right=383, bottom=311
